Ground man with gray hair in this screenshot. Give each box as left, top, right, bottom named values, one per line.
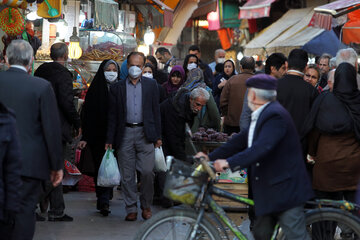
left=335, top=48, right=360, bottom=90
left=158, top=87, right=209, bottom=207
left=35, top=42, right=81, bottom=222
left=0, top=39, right=63, bottom=239
left=197, top=74, right=313, bottom=240
left=208, top=49, right=226, bottom=74
left=318, top=53, right=332, bottom=88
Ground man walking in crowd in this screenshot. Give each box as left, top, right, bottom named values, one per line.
left=106, top=52, right=162, bottom=221
left=0, top=101, right=22, bottom=239
left=155, top=47, right=177, bottom=74
left=239, top=53, right=288, bottom=131
left=208, top=49, right=226, bottom=74
left=197, top=74, right=313, bottom=240
left=277, top=49, right=318, bottom=134
left=220, top=56, right=254, bottom=134
left=34, top=42, right=81, bottom=222
left=0, top=39, right=63, bottom=239
left=317, top=53, right=332, bottom=88
left=335, top=48, right=360, bottom=90
left=188, top=45, right=214, bottom=88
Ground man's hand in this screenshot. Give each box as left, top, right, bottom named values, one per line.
left=214, top=159, right=229, bottom=172
left=77, top=140, right=87, bottom=149
left=105, top=143, right=112, bottom=150
left=154, top=139, right=162, bottom=148
left=50, top=169, right=63, bottom=187
left=194, top=152, right=209, bottom=162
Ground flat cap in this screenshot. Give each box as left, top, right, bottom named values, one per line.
left=246, top=74, right=277, bottom=90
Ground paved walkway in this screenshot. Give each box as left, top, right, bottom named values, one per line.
left=34, top=190, right=162, bottom=240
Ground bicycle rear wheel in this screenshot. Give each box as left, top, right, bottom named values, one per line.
left=278, top=208, right=360, bottom=240
left=133, top=209, right=221, bottom=240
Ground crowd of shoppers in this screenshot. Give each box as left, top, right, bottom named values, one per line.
left=0, top=38, right=360, bottom=240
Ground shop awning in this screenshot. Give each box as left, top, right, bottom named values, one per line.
left=244, top=8, right=313, bottom=56
left=309, top=0, right=360, bottom=30
left=192, top=0, right=217, bottom=18
left=239, top=0, right=276, bottom=19
left=302, top=30, right=346, bottom=56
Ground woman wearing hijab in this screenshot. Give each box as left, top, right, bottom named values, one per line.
left=182, top=64, right=220, bottom=132
left=213, top=59, right=236, bottom=109
left=183, top=54, right=199, bottom=77
left=77, top=59, right=120, bottom=216
left=302, top=62, right=360, bottom=204
left=142, top=63, right=167, bottom=103
left=162, top=65, right=185, bottom=97
left=146, top=55, right=168, bottom=84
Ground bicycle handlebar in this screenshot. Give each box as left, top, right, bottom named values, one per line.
left=197, top=157, right=217, bottom=180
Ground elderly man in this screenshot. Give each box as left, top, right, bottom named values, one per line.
left=208, top=49, right=226, bottom=74
left=318, top=53, right=332, bottom=88
left=335, top=48, right=360, bottom=90
left=155, top=47, right=177, bottom=73
left=0, top=40, right=63, bottom=239
left=197, top=74, right=313, bottom=240
left=35, top=42, right=81, bottom=221
left=106, top=52, right=162, bottom=221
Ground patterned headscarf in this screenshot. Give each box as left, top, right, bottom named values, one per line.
left=182, top=68, right=206, bottom=91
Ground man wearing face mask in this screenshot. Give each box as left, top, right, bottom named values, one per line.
left=208, top=49, right=226, bottom=74
left=196, top=74, right=313, bottom=240
left=35, top=42, right=81, bottom=222
left=106, top=52, right=162, bottom=221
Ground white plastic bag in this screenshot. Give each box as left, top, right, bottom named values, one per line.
left=154, top=147, right=167, bottom=172
left=97, top=149, right=121, bottom=187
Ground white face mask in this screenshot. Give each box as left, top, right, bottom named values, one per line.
left=128, top=66, right=143, bottom=79
left=104, top=71, right=118, bottom=82
left=217, top=58, right=225, bottom=64
left=142, top=72, right=153, bottom=79
left=187, top=63, right=197, bottom=71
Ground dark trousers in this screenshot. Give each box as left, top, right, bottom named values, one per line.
left=253, top=205, right=310, bottom=240
left=89, top=143, right=113, bottom=207
left=12, top=176, right=42, bottom=240
left=41, top=181, right=65, bottom=217
left=223, top=124, right=240, bottom=135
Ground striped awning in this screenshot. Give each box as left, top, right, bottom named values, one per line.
left=239, top=0, right=276, bottom=19
left=309, top=0, right=360, bottom=30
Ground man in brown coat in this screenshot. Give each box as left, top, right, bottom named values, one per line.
left=220, top=56, right=254, bottom=134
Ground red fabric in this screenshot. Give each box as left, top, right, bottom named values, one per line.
left=248, top=19, right=258, bottom=33
left=217, top=28, right=231, bottom=50
left=77, top=175, right=95, bottom=192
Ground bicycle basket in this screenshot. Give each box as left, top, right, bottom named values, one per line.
left=163, top=159, right=208, bottom=205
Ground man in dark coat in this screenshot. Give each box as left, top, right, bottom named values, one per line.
left=197, top=74, right=313, bottom=240
left=0, top=102, right=22, bottom=239
left=277, top=49, right=318, bottom=134
left=106, top=52, right=162, bottom=221
left=0, top=39, right=63, bottom=239
left=161, top=87, right=210, bottom=161
left=34, top=42, right=80, bottom=222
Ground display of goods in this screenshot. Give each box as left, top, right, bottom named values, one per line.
left=35, top=49, right=51, bottom=60
left=0, top=7, right=25, bottom=36
left=0, top=0, right=27, bottom=9
left=81, top=41, right=124, bottom=61
left=192, top=127, right=230, bottom=142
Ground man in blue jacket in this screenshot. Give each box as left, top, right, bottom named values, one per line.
left=196, top=74, right=313, bottom=239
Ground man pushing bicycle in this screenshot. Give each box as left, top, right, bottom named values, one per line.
left=196, top=74, right=314, bottom=240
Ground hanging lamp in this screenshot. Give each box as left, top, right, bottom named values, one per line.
left=68, top=0, right=82, bottom=59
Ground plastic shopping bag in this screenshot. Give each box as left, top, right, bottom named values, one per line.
left=154, top=146, right=167, bottom=172
left=97, top=149, right=121, bottom=187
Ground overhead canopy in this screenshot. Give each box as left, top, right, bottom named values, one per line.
left=265, top=9, right=324, bottom=56
left=239, top=0, right=276, bottom=19
left=244, top=8, right=314, bottom=56
left=191, top=0, right=216, bottom=18
left=302, top=30, right=347, bottom=56
left=309, top=0, right=360, bottom=30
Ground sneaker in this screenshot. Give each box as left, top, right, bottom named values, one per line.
left=48, top=214, right=73, bottom=222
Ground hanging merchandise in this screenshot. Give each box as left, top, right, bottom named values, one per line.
left=37, top=0, right=61, bottom=18
left=0, top=7, right=26, bottom=36
left=217, top=28, right=232, bottom=50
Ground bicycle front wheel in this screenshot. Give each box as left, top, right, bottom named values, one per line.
left=133, top=209, right=221, bottom=240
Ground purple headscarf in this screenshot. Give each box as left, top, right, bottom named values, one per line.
left=162, top=65, right=185, bottom=94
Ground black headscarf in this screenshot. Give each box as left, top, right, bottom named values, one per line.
left=81, top=59, right=120, bottom=143
left=301, top=62, right=360, bottom=141
left=333, top=62, right=360, bottom=141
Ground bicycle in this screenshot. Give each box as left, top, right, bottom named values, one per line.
left=134, top=156, right=360, bottom=240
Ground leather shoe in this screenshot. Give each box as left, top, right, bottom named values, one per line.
left=100, top=204, right=111, bottom=217
left=142, top=208, right=152, bottom=220
left=48, top=214, right=73, bottom=222
left=125, top=212, right=137, bottom=221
